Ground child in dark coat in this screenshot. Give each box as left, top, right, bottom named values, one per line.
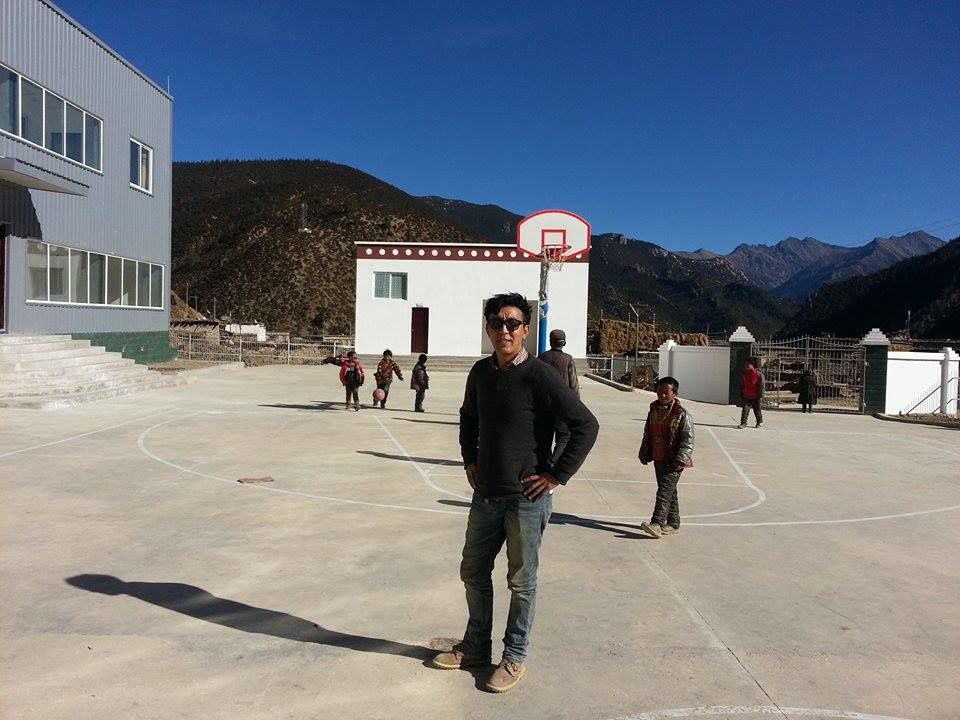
left=339, top=351, right=365, bottom=411
left=410, top=354, right=429, bottom=412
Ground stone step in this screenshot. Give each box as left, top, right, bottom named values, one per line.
left=0, top=350, right=128, bottom=373
left=0, top=357, right=136, bottom=381
left=0, top=334, right=73, bottom=346
left=0, top=343, right=104, bottom=363
left=0, top=364, right=149, bottom=392
left=0, top=369, right=162, bottom=398
left=0, top=338, right=91, bottom=354
left=0, top=374, right=185, bottom=410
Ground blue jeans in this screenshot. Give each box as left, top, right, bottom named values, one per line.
left=459, top=491, right=552, bottom=663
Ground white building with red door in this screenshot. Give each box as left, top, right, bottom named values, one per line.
left=353, top=241, right=590, bottom=359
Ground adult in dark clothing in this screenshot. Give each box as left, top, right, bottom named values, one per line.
left=432, top=293, right=599, bottom=694
left=738, top=359, right=765, bottom=428
left=321, top=353, right=346, bottom=367
left=410, top=354, right=429, bottom=412
left=798, top=369, right=818, bottom=413
left=538, top=328, right=580, bottom=463
left=373, top=349, right=403, bottom=408
left=638, top=376, right=695, bottom=538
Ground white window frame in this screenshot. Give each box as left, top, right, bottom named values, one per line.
left=129, top=137, right=154, bottom=194
left=373, top=271, right=408, bottom=300
left=25, top=241, right=165, bottom=311
left=0, top=62, right=103, bottom=173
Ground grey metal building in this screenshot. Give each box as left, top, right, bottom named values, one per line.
left=0, top=0, right=174, bottom=363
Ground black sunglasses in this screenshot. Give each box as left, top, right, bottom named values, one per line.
left=486, top=317, right=528, bottom=332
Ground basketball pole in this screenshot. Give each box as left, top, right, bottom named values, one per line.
left=538, top=254, right=550, bottom=355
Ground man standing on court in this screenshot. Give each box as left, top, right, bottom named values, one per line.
left=638, top=376, right=695, bottom=538
left=538, top=328, right=580, bottom=462
left=432, top=293, right=599, bottom=693
left=739, top=359, right=764, bottom=428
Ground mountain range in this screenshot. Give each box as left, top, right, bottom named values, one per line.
left=170, top=159, right=955, bottom=341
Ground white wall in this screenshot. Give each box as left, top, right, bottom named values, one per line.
left=661, top=345, right=731, bottom=404
left=886, top=350, right=959, bottom=414
left=354, top=244, right=589, bottom=358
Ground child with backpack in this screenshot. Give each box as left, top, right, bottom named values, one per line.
left=373, top=349, right=403, bottom=409
left=339, top=351, right=365, bottom=411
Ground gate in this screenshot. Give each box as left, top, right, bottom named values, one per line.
left=751, top=336, right=865, bottom=412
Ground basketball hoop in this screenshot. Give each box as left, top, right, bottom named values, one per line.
left=542, top=245, right=568, bottom=272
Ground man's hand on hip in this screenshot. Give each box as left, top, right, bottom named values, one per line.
left=521, top=473, right=559, bottom=500
left=465, top=464, right=477, bottom=490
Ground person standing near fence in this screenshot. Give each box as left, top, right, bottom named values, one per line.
left=738, top=359, right=764, bottom=429
left=638, top=376, right=695, bottom=538
left=538, top=329, right=580, bottom=463
left=410, top=354, right=429, bottom=412
left=339, top=351, right=365, bottom=411
left=373, top=350, right=403, bottom=409
left=798, top=369, right=818, bottom=413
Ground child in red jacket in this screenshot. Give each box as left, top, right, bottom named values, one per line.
left=339, top=351, right=365, bottom=411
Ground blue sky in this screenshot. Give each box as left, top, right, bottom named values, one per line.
left=59, top=0, right=960, bottom=253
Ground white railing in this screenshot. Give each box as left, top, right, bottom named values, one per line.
left=899, top=377, right=959, bottom=416
left=171, top=331, right=354, bottom=366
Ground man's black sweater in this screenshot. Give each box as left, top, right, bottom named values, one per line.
left=459, top=355, right=599, bottom=498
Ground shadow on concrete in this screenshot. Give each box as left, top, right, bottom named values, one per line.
left=259, top=401, right=352, bottom=412
left=696, top=422, right=743, bottom=429
left=436, top=501, right=653, bottom=540
left=395, top=418, right=460, bottom=426
left=357, top=450, right=460, bottom=466
left=65, top=574, right=434, bottom=661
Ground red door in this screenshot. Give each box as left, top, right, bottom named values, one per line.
left=411, top=307, right=429, bottom=354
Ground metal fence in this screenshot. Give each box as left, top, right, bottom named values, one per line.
left=586, top=352, right=660, bottom=386
left=171, top=332, right=353, bottom=366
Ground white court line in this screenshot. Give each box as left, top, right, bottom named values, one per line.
left=613, top=707, right=912, bottom=720
left=0, top=409, right=173, bottom=460
left=136, top=413, right=465, bottom=516
left=584, top=478, right=746, bottom=487
left=373, top=416, right=471, bottom=501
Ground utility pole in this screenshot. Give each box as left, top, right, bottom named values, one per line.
left=628, top=304, right=639, bottom=373
left=212, top=297, right=217, bottom=320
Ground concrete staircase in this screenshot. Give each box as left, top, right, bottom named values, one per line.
left=357, top=354, right=483, bottom=373
left=0, top=334, right=184, bottom=409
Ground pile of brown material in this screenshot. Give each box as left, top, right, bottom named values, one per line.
left=598, top=319, right=707, bottom=355
left=169, top=291, right=206, bottom=321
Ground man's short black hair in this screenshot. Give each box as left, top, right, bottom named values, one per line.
left=484, top=293, right=532, bottom=325
left=656, top=376, right=679, bottom=392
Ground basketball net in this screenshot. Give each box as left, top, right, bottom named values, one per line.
left=542, top=245, right=567, bottom=272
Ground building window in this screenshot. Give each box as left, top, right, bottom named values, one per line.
left=130, top=139, right=153, bottom=193
left=373, top=272, right=407, bottom=300
left=25, top=241, right=165, bottom=309
left=0, top=63, right=103, bottom=172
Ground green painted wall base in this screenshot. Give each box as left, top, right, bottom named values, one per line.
left=862, top=344, right=889, bottom=414
left=72, top=331, right=177, bottom=365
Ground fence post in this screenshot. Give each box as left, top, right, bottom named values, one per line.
left=239, top=335, right=243, bottom=364
left=941, top=347, right=959, bottom=414
left=860, top=328, right=890, bottom=414
left=187, top=335, right=192, bottom=360
left=287, top=336, right=291, bottom=364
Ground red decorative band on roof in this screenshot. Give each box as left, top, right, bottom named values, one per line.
left=355, top=243, right=589, bottom=262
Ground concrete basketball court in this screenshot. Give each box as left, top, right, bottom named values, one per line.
left=1, top=365, right=958, bottom=720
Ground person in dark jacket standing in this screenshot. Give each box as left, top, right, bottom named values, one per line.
left=432, top=293, right=599, bottom=693
left=638, top=376, right=695, bottom=538
left=410, top=354, right=429, bottom=412
left=738, top=359, right=764, bottom=428
left=538, top=328, right=580, bottom=463
left=798, top=369, right=818, bottom=413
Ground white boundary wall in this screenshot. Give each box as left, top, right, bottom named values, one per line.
left=659, top=341, right=731, bottom=404
left=886, top=349, right=959, bottom=414
left=355, top=243, right=589, bottom=358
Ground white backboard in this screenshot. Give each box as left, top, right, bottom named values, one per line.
left=516, top=209, right=591, bottom=259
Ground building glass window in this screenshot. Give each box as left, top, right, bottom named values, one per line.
left=20, top=78, right=43, bottom=145
left=1, top=67, right=18, bottom=134
left=137, top=261, right=151, bottom=307
left=130, top=139, right=153, bottom=192
left=44, top=92, right=64, bottom=154
left=84, top=115, right=101, bottom=171
left=107, top=256, right=123, bottom=305
left=27, top=241, right=48, bottom=301
left=122, top=258, right=136, bottom=305
left=150, top=264, right=163, bottom=308
left=373, top=272, right=407, bottom=300
left=65, top=103, right=83, bottom=162
left=89, top=253, right=106, bottom=304
left=69, top=249, right=88, bottom=304
left=49, top=244, right=69, bottom=302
